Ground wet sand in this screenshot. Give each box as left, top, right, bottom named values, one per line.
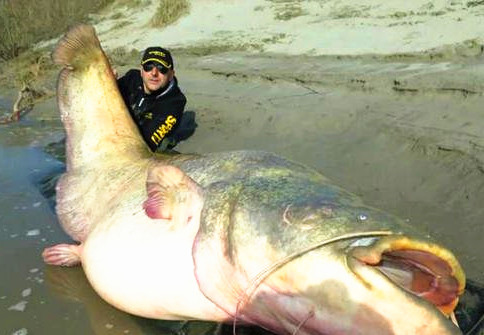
left=1, top=50, right=484, bottom=333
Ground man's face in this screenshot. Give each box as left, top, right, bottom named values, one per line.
left=140, top=62, right=173, bottom=94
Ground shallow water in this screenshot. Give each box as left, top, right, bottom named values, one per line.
left=0, top=145, right=86, bottom=334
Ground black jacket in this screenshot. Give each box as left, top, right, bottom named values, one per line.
left=117, top=69, right=187, bottom=151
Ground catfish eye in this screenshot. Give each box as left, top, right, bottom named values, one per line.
left=357, top=214, right=368, bottom=222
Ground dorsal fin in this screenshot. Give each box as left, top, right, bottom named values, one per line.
left=53, top=24, right=149, bottom=170
left=143, top=164, right=204, bottom=228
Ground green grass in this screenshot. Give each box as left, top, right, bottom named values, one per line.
left=116, top=0, right=150, bottom=8
left=0, top=0, right=115, bottom=61
left=109, top=12, right=126, bottom=20
left=111, top=20, right=132, bottom=31
left=329, top=6, right=367, bottom=19
left=150, top=0, right=190, bottom=28
left=467, top=0, right=484, bottom=7
left=267, top=0, right=305, bottom=21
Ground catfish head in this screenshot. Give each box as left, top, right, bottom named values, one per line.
left=189, top=151, right=465, bottom=335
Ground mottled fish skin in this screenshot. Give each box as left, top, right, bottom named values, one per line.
left=186, top=151, right=464, bottom=334
left=46, top=24, right=465, bottom=335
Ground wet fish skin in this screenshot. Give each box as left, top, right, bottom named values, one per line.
left=187, top=151, right=464, bottom=334
left=43, top=24, right=465, bottom=335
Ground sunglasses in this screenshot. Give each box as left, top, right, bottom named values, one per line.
left=142, top=62, right=169, bottom=74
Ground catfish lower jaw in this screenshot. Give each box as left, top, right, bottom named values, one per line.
left=348, top=235, right=466, bottom=316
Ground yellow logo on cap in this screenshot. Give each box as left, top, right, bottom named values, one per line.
left=141, top=58, right=172, bottom=68
left=149, top=50, right=166, bottom=57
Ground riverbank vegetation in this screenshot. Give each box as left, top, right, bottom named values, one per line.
left=0, top=0, right=192, bottom=62
left=150, top=0, right=190, bottom=27
left=0, top=0, right=116, bottom=61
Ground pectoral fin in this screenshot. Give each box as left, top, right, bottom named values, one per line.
left=42, top=243, right=82, bottom=267
left=143, top=165, right=203, bottom=228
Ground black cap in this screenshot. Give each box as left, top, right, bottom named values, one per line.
left=141, top=46, right=173, bottom=70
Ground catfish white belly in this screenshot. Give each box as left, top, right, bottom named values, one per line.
left=81, top=210, right=228, bottom=321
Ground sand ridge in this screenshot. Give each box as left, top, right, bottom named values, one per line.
left=97, top=0, right=484, bottom=57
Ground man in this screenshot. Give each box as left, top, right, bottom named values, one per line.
left=117, top=46, right=195, bottom=152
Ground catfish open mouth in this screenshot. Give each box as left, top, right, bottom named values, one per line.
left=349, top=235, right=466, bottom=316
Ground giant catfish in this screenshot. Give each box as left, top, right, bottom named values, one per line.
left=42, top=24, right=465, bottom=335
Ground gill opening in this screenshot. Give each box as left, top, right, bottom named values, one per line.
left=231, top=230, right=394, bottom=335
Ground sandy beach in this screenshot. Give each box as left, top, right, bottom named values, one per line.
left=1, top=0, right=484, bottom=334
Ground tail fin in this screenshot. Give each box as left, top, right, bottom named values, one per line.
left=52, top=24, right=102, bottom=70
left=53, top=24, right=149, bottom=170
